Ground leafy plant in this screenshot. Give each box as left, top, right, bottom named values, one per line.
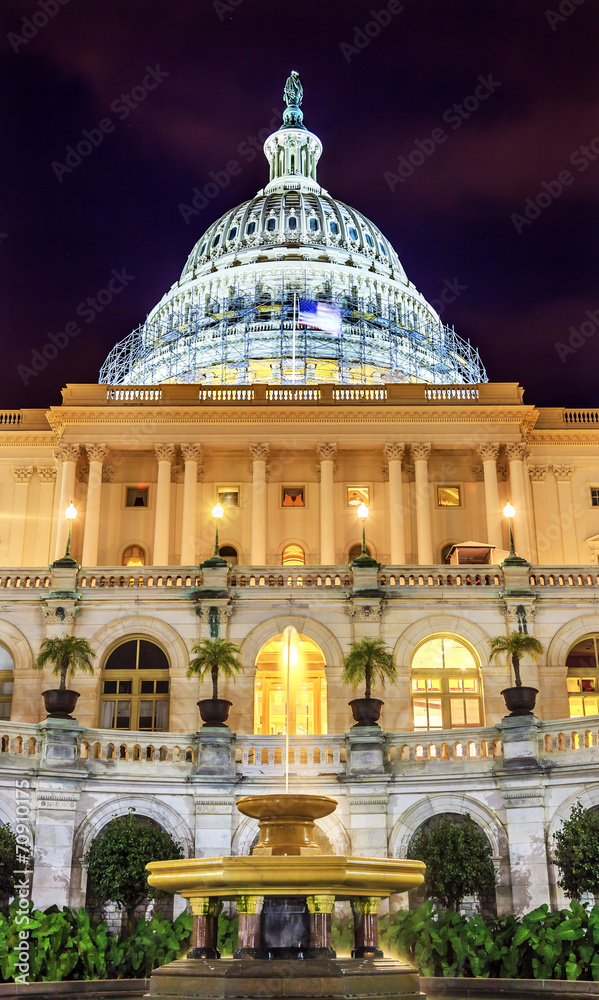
left=83, top=810, right=183, bottom=936
left=554, top=801, right=599, bottom=901
left=487, top=631, right=544, bottom=687
left=407, top=814, right=496, bottom=912
left=186, top=637, right=242, bottom=700
left=341, top=637, right=397, bottom=699
left=33, top=635, right=96, bottom=690
left=0, top=825, right=31, bottom=915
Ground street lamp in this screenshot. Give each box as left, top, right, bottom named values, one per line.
left=503, top=500, right=516, bottom=558
left=351, top=502, right=378, bottom=567
left=201, top=502, right=228, bottom=568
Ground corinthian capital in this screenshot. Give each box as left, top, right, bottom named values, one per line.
left=528, top=465, right=548, bottom=483
left=181, top=443, right=202, bottom=463
left=553, top=464, right=573, bottom=482
left=505, top=443, right=527, bottom=462
left=383, top=443, right=405, bottom=463
left=477, top=442, right=499, bottom=464
left=37, top=467, right=57, bottom=484
left=56, top=444, right=80, bottom=464
left=411, top=443, right=431, bottom=463
left=155, top=443, right=175, bottom=463
left=317, top=443, right=337, bottom=463
left=85, top=443, right=107, bottom=464
left=250, top=443, right=270, bottom=463
left=12, top=467, right=33, bottom=484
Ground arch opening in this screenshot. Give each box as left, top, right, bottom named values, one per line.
left=254, top=632, right=327, bottom=735
left=100, top=637, right=170, bottom=732
left=411, top=635, right=483, bottom=731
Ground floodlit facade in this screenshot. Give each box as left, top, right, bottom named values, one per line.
left=1, top=77, right=599, bottom=920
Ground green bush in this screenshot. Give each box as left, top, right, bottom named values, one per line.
left=554, top=801, right=599, bottom=900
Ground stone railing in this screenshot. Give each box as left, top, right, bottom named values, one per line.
left=539, top=716, right=599, bottom=755
left=0, top=571, right=50, bottom=589
left=78, top=727, right=198, bottom=764
left=563, top=409, right=599, bottom=425
left=78, top=567, right=202, bottom=589
left=379, top=567, right=502, bottom=588
left=529, top=568, right=599, bottom=588
left=235, top=734, right=346, bottom=775
left=0, top=722, right=41, bottom=756
left=385, top=726, right=503, bottom=764
left=229, top=567, right=351, bottom=589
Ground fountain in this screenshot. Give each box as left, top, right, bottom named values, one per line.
left=146, top=792, right=426, bottom=999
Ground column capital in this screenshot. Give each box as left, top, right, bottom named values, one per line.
left=249, top=443, right=270, bottom=463
left=236, top=895, right=264, bottom=915
left=553, top=464, right=573, bottom=482
left=55, top=444, right=80, bottom=464
left=38, top=467, right=57, bottom=484
left=155, top=443, right=175, bottom=463
left=11, top=466, right=33, bottom=484
left=85, top=443, right=107, bottom=464
left=306, top=894, right=335, bottom=914
left=528, top=464, right=548, bottom=483
left=181, top=443, right=203, bottom=463
left=505, top=442, right=527, bottom=462
left=411, top=442, right=431, bottom=462
left=383, top=442, right=405, bottom=463
left=477, top=442, right=500, bottom=463
left=317, top=442, right=337, bottom=462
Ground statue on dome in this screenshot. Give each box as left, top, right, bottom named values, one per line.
left=284, top=71, right=303, bottom=108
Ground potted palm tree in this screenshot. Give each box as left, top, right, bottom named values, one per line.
left=187, top=636, right=243, bottom=727
left=34, top=635, right=96, bottom=719
left=341, top=636, right=397, bottom=726
left=488, top=630, right=545, bottom=715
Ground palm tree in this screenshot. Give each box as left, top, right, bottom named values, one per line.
left=341, top=637, right=397, bottom=699
left=186, top=637, right=242, bottom=700
left=488, top=631, right=544, bottom=687
left=34, top=636, right=96, bottom=690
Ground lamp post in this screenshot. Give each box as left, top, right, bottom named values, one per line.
left=351, top=503, right=378, bottom=567
left=52, top=501, right=79, bottom=569
left=501, top=500, right=528, bottom=568
left=201, top=502, right=228, bottom=568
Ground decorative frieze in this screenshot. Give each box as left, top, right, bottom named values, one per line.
left=502, top=601, right=536, bottom=626
left=41, top=601, right=80, bottom=624
left=347, top=599, right=385, bottom=622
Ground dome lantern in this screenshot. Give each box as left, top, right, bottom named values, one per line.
left=263, top=72, right=323, bottom=195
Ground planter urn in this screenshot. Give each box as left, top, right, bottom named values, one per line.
left=349, top=697, right=384, bottom=727
left=197, top=697, right=233, bottom=727
left=42, top=688, right=80, bottom=720
left=501, top=685, right=538, bottom=716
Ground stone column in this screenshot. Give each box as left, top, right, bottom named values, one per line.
left=234, top=895, right=264, bottom=958
left=351, top=897, right=383, bottom=959
left=250, top=444, right=269, bottom=565
left=8, top=467, right=33, bottom=565
left=505, top=444, right=531, bottom=560
left=31, top=765, right=82, bottom=910
left=181, top=444, right=202, bottom=565
left=384, top=443, right=405, bottom=564
left=81, top=444, right=107, bottom=567
left=553, top=465, right=579, bottom=564
left=35, top=468, right=57, bottom=566
left=153, top=444, right=175, bottom=565
left=528, top=466, right=551, bottom=564
left=477, top=443, right=502, bottom=550
left=306, top=894, right=335, bottom=957
left=54, top=445, right=80, bottom=560
left=317, top=443, right=337, bottom=565
left=188, top=896, right=222, bottom=959
left=412, top=443, right=432, bottom=564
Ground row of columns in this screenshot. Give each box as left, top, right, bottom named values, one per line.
left=20, top=438, right=541, bottom=567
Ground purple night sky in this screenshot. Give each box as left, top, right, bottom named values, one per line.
left=2, top=0, right=598, bottom=408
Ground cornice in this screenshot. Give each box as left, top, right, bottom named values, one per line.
left=530, top=432, right=599, bottom=444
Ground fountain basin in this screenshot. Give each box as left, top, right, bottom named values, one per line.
left=236, top=793, right=337, bottom=855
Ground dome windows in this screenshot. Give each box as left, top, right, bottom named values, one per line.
left=348, top=227, right=358, bottom=240
left=329, top=220, right=339, bottom=235
left=288, top=217, right=297, bottom=230
left=365, top=233, right=374, bottom=248
left=309, top=218, right=319, bottom=231
left=267, top=218, right=277, bottom=232
left=247, top=221, right=256, bottom=235
left=228, top=227, right=238, bottom=241
left=212, top=233, right=221, bottom=247
left=199, top=243, right=206, bottom=256
left=379, top=242, right=387, bottom=255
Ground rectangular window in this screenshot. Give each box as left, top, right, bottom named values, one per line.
left=281, top=486, right=305, bottom=507
left=584, top=697, right=599, bottom=715
left=437, top=486, right=461, bottom=507
left=347, top=486, right=370, bottom=507
left=0, top=703, right=11, bottom=720
left=139, top=701, right=153, bottom=729
left=101, top=701, right=115, bottom=728
left=218, top=487, right=239, bottom=507
left=103, top=680, right=117, bottom=694
left=0, top=681, right=13, bottom=696
left=591, top=488, right=599, bottom=507
left=116, top=701, right=131, bottom=729
left=126, top=487, right=148, bottom=508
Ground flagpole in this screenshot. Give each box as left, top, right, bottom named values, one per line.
left=292, top=292, right=297, bottom=384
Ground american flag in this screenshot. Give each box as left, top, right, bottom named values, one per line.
left=299, top=298, right=342, bottom=336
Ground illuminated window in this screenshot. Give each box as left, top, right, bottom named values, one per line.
left=219, top=545, right=238, bottom=566
left=254, top=633, right=327, bottom=735
left=126, top=487, right=148, bottom=508
left=437, top=486, right=461, bottom=507
left=100, top=638, right=169, bottom=732
left=0, top=646, right=14, bottom=721
left=591, top=488, right=599, bottom=507
left=347, top=486, right=369, bottom=507
left=123, top=545, right=145, bottom=567
left=348, top=543, right=372, bottom=562
left=566, top=635, right=599, bottom=717
left=217, top=487, right=239, bottom=507
left=282, top=544, right=305, bottom=566
left=281, top=487, right=304, bottom=507
left=411, top=636, right=483, bottom=731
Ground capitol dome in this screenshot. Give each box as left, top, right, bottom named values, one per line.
left=100, top=74, right=486, bottom=387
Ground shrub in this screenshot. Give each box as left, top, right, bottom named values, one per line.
left=554, top=801, right=599, bottom=900
left=408, top=814, right=496, bottom=911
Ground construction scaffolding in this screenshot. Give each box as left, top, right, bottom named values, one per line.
left=99, top=277, right=487, bottom=387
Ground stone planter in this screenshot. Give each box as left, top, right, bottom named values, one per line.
left=198, top=697, right=232, bottom=727
left=349, top=697, right=383, bottom=726
left=501, top=685, right=538, bottom=716
left=42, top=688, right=80, bottom=719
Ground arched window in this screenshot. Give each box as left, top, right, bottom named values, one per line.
left=566, top=635, right=599, bottom=716
left=254, top=632, right=327, bottom=736
left=411, top=636, right=483, bottom=731
left=282, top=544, right=305, bottom=566
left=0, top=646, right=14, bottom=721
left=219, top=545, right=238, bottom=566
left=348, top=543, right=372, bottom=562
left=123, top=545, right=145, bottom=567
left=100, top=638, right=169, bottom=732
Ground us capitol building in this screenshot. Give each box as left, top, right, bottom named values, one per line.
left=1, top=75, right=599, bottom=920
